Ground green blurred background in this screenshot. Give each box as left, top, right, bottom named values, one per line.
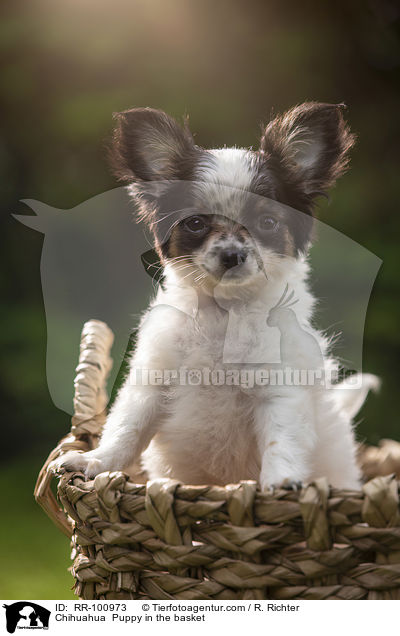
left=1, top=0, right=399, bottom=599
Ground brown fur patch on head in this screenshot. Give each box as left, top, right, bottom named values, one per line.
left=238, top=196, right=300, bottom=257
left=165, top=215, right=251, bottom=261
left=167, top=224, right=187, bottom=259
left=282, top=226, right=296, bottom=257
left=163, top=217, right=210, bottom=261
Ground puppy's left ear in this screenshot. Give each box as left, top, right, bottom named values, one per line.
left=260, top=102, right=355, bottom=197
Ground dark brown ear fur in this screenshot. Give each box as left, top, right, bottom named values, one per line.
left=260, top=102, right=356, bottom=198
left=110, top=107, right=199, bottom=182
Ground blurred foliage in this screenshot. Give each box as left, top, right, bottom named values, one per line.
left=1, top=0, right=399, bottom=598
left=0, top=454, right=75, bottom=599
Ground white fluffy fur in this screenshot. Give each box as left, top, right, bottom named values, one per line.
left=52, top=148, right=377, bottom=490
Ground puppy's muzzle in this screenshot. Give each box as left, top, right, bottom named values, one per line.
left=220, top=248, right=247, bottom=271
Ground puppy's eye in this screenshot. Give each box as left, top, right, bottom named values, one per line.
left=257, top=215, right=279, bottom=232
left=183, top=215, right=209, bottom=235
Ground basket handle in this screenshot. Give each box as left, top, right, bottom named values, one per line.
left=34, top=320, right=114, bottom=536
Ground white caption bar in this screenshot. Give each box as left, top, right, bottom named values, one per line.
left=1, top=599, right=396, bottom=635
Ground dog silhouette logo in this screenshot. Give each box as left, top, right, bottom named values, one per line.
left=14, top=183, right=381, bottom=409
left=3, top=602, right=50, bottom=633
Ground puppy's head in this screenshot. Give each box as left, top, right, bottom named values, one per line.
left=111, top=103, right=354, bottom=290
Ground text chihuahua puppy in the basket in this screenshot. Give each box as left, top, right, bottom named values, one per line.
left=52, top=102, right=379, bottom=490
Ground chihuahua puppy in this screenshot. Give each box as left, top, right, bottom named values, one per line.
left=52, top=103, right=378, bottom=490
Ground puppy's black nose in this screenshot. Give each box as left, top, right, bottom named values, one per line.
left=220, top=249, right=247, bottom=270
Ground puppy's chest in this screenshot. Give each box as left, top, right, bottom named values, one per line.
left=176, top=316, right=227, bottom=367
left=174, top=306, right=279, bottom=367
left=158, top=383, right=260, bottom=483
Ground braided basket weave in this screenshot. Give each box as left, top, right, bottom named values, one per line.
left=35, top=320, right=400, bottom=600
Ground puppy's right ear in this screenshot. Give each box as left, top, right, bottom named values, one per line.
left=111, top=107, right=197, bottom=182
left=261, top=102, right=355, bottom=198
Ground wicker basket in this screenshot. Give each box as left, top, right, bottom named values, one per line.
left=35, top=320, right=400, bottom=600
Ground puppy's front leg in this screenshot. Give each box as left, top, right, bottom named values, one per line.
left=50, top=381, right=161, bottom=478
left=255, top=388, right=317, bottom=491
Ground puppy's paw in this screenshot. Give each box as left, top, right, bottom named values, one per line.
left=49, top=450, right=105, bottom=479
left=278, top=478, right=303, bottom=492
left=260, top=473, right=303, bottom=493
